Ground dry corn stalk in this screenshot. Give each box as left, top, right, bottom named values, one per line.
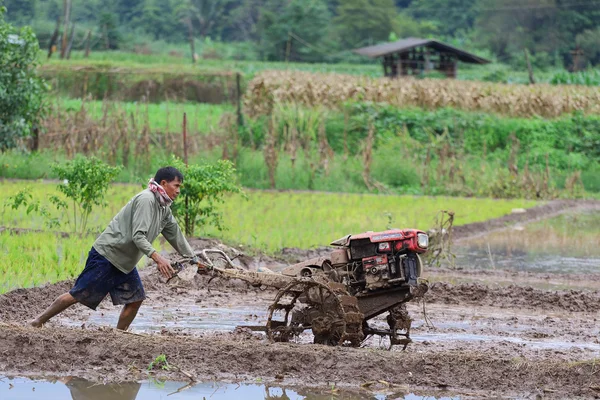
left=244, top=70, right=600, bottom=118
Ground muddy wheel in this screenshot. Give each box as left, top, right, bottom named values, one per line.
left=266, top=279, right=364, bottom=346
left=386, top=304, right=412, bottom=350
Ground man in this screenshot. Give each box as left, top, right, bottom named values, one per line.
left=30, top=166, right=195, bottom=330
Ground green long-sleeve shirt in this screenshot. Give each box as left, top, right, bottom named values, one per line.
left=93, top=189, right=194, bottom=274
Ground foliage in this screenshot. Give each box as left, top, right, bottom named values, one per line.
left=170, top=157, right=243, bottom=236
left=257, top=0, right=332, bottom=62
left=575, top=27, right=600, bottom=67
left=394, top=11, right=437, bottom=38
left=334, top=0, right=398, bottom=49
left=51, top=156, right=121, bottom=233
left=3, top=187, right=65, bottom=229
left=550, top=70, right=600, bottom=86
left=0, top=6, right=47, bottom=150
left=3, top=0, right=600, bottom=68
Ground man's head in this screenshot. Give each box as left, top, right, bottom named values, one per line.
left=154, top=166, right=184, bottom=200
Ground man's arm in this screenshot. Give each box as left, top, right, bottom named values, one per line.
left=132, top=196, right=174, bottom=278
left=131, top=196, right=157, bottom=257
left=161, top=213, right=195, bottom=258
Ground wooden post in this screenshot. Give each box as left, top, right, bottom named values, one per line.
left=48, top=17, right=60, bottom=59
left=183, top=112, right=190, bottom=236
left=103, top=24, right=109, bottom=50
left=285, top=31, right=292, bottom=63
left=186, top=18, right=195, bottom=64
left=183, top=112, right=188, bottom=165
left=84, top=30, right=91, bottom=58
left=524, top=49, right=536, bottom=84
left=65, top=24, right=75, bottom=59
left=236, top=72, right=244, bottom=127
left=60, top=0, right=71, bottom=59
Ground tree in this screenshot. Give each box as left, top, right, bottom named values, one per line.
left=258, top=0, right=332, bottom=61
left=170, top=157, right=243, bottom=237
left=474, top=0, right=600, bottom=68
left=1, top=0, right=37, bottom=24
left=576, top=28, right=600, bottom=67
left=5, top=156, right=121, bottom=233
left=98, top=12, right=120, bottom=49
left=409, top=0, right=478, bottom=37
left=394, top=11, right=437, bottom=38
left=334, top=0, right=399, bottom=49
left=134, top=0, right=166, bottom=40
left=52, top=156, right=121, bottom=233
left=0, top=6, right=47, bottom=150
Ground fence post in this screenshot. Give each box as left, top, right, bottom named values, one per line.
left=183, top=112, right=188, bottom=165
left=236, top=72, right=244, bottom=127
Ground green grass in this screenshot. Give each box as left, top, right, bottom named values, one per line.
left=40, top=51, right=568, bottom=84
left=0, top=180, right=538, bottom=251
left=0, top=180, right=538, bottom=292
left=0, top=231, right=171, bottom=294
left=462, top=210, right=600, bottom=259
left=51, top=98, right=232, bottom=133
left=0, top=231, right=92, bottom=293
left=41, top=52, right=383, bottom=79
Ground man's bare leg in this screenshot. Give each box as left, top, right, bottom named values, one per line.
left=116, top=300, right=143, bottom=331
left=29, top=292, right=78, bottom=327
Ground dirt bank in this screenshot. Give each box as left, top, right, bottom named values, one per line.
left=0, top=322, right=598, bottom=399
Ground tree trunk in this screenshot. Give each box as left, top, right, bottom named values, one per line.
left=236, top=73, right=243, bottom=127
left=65, top=24, right=75, bottom=59
left=84, top=30, right=91, bottom=58
left=186, top=18, right=196, bottom=64
left=60, top=0, right=71, bottom=59
left=524, top=48, right=536, bottom=85
left=103, top=24, right=110, bottom=50
left=47, top=17, right=61, bottom=59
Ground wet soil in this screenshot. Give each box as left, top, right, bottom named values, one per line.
left=1, top=199, right=600, bottom=398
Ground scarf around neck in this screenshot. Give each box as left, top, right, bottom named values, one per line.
left=148, top=179, right=173, bottom=207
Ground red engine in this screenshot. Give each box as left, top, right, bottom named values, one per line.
left=329, top=229, right=428, bottom=293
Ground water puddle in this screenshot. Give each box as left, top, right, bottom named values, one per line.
left=454, top=210, right=600, bottom=274
left=0, top=376, right=461, bottom=400
left=411, top=333, right=600, bottom=352
left=61, top=305, right=268, bottom=333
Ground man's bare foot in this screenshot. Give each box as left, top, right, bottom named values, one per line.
left=29, top=319, right=43, bottom=328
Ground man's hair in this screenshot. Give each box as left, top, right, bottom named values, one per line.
left=154, top=166, right=184, bottom=183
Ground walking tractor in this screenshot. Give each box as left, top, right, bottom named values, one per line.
left=174, top=228, right=429, bottom=349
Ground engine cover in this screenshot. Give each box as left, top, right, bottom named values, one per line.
left=363, top=254, right=389, bottom=290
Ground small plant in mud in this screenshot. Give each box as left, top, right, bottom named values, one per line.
left=148, top=354, right=171, bottom=371
left=425, top=210, right=456, bottom=268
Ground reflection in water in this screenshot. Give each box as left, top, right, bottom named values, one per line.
left=0, top=376, right=460, bottom=400
left=65, top=377, right=140, bottom=400
left=454, top=211, right=600, bottom=274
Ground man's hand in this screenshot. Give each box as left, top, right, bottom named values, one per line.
left=151, top=252, right=175, bottom=279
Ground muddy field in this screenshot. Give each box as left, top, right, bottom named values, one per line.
left=1, top=200, right=600, bottom=399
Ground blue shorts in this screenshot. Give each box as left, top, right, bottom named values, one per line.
left=70, top=247, right=146, bottom=310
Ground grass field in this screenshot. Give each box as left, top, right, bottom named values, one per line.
left=0, top=180, right=538, bottom=292
left=50, top=98, right=232, bottom=133
left=40, top=51, right=564, bottom=84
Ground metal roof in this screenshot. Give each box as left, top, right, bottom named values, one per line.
left=353, top=37, right=490, bottom=64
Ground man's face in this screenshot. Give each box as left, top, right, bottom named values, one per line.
left=160, top=178, right=182, bottom=200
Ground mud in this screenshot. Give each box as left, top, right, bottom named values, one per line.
left=1, top=199, right=600, bottom=398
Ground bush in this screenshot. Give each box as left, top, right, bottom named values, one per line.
left=170, top=157, right=243, bottom=236
left=0, top=7, right=47, bottom=150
